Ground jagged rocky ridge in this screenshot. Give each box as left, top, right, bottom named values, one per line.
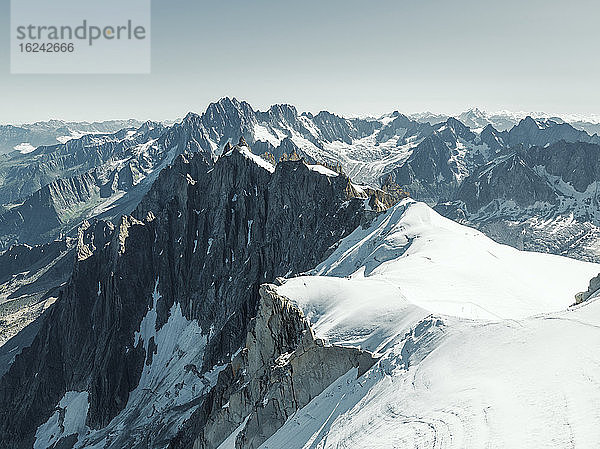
left=0, top=100, right=600, bottom=447
left=3, top=97, right=600, bottom=258
left=1, top=100, right=600, bottom=393
left=576, top=273, right=600, bottom=304
left=0, top=141, right=390, bottom=448
left=0, top=98, right=397, bottom=250
left=2, top=99, right=600, bottom=399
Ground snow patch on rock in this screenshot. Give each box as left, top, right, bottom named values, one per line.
left=14, top=142, right=36, bottom=154
left=71, top=279, right=224, bottom=448
left=34, top=391, right=89, bottom=449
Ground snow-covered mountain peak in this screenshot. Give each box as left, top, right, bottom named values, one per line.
left=4, top=99, right=600, bottom=448
left=279, top=199, right=599, bottom=332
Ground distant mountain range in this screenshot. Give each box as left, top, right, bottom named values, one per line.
left=3, top=107, right=599, bottom=155
left=0, top=119, right=145, bottom=154
left=0, top=97, right=598, bottom=360
left=1, top=98, right=600, bottom=259
left=411, top=108, right=600, bottom=135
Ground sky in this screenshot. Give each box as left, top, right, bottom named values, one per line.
left=1, top=0, right=599, bottom=123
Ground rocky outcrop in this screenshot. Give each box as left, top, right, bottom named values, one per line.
left=575, top=273, right=600, bottom=304
left=169, top=284, right=376, bottom=449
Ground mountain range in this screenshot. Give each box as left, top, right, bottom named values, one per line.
left=1, top=98, right=600, bottom=448
left=412, top=107, right=600, bottom=135
left=0, top=119, right=148, bottom=155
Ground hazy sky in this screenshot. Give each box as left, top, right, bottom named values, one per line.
left=1, top=0, right=599, bottom=123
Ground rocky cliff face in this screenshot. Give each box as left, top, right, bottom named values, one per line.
left=575, top=273, right=600, bottom=304
left=169, top=284, right=376, bottom=449
left=4, top=100, right=600, bottom=448
left=0, top=141, right=386, bottom=449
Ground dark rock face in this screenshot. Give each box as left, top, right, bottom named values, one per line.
left=442, top=141, right=600, bottom=217
left=0, top=143, right=381, bottom=448
left=440, top=117, right=476, bottom=143
left=479, top=124, right=507, bottom=154
left=0, top=216, right=153, bottom=448
left=0, top=240, right=70, bottom=285
left=524, top=141, right=600, bottom=194
left=383, top=134, right=459, bottom=204
left=450, top=152, right=560, bottom=215
left=506, top=116, right=600, bottom=148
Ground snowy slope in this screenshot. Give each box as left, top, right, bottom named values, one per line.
left=280, top=200, right=599, bottom=325
left=261, top=299, right=600, bottom=449
left=257, top=200, right=600, bottom=449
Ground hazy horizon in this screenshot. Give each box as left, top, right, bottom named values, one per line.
left=2, top=0, right=599, bottom=123
left=3, top=100, right=600, bottom=127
